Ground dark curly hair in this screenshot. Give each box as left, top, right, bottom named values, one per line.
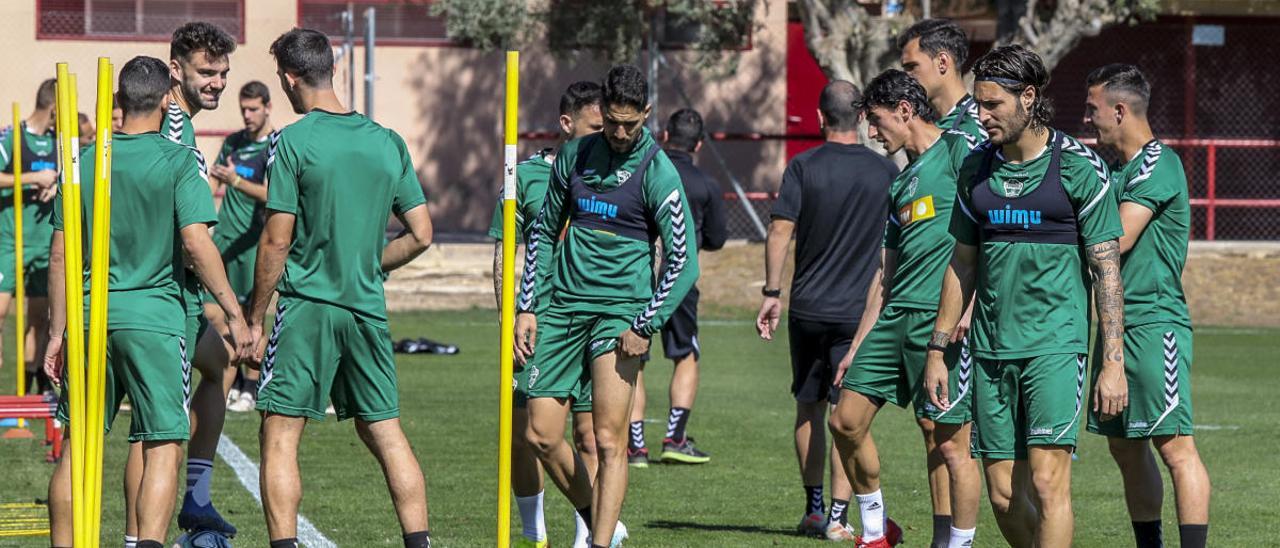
left=972, top=44, right=1054, bottom=130
left=602, top=65, right=648, bottom=110
left=171, top=22, right=237, bottom=62
left=859, top=69, right=938, bottom=123
left=896, top=19, right=970, bottom=69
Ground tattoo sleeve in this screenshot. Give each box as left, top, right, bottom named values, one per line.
left=1086, top=239, right=1125, bottom=364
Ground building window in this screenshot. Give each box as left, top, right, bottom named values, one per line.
left=38, top=0, right=243, bottom=42
left=298, top=0, right=452, bottom=46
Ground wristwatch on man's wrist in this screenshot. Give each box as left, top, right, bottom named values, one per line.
left=761, top=287, right=781, bottom=298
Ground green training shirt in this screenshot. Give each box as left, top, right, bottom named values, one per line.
left=212, top=129, right=271, bottom=258
left=950, top=130, right=1123, bottom=359
left=936, top=94, right=987, bottom=143
left=488, top=149, right=553, bottom=243
left=265, top=109, right=427, bottom=324
left=0, top=123, right=58, bottom=257
left=882, top=130, right=977, bottom=310
left=1113, top=140, right=1191, bottom=328
left=516, top=128, right=700, bottom=337
left=53, top=133, right=216, bottom=335
left=163, top=101, right=206, bottom=318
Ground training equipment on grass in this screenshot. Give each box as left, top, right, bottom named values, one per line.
left=57, top=57, right=113, bottom=548
left=497, top=49, right=518, bottom=548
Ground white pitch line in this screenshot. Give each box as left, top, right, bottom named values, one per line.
left=217, top=434, right=337, bottom=548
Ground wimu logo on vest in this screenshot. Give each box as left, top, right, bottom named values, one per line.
left=987, top=205, right=1042, bottom=230
left=578, top=195, right=618, bottom=220
left=31, top=161, right=56, bottom=172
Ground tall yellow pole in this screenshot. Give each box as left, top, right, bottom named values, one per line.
left=56, top=63, right=89, bottom=548
left=497, top=50, right=518, bottom=548
left=85, top=57, right=113, bottom=546
left=12, top=102, right=26, bottom=431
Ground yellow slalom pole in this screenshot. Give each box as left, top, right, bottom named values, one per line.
left=496, top=50, right=518, bottom=548
left=85, top=57, right=112, bottom=547
left=12, top=102, right=26, bottom=431
left=56, top=63, right=88, bottom=548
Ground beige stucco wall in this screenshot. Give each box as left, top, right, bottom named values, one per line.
left=0, top=0, right=789, bottom=232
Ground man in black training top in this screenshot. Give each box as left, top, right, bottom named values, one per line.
left=755, top=80, right=899, bottom=541
left=628, top=108, right=726, bottom=468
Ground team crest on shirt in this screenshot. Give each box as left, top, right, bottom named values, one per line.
left=1002, top=178, right=1026, bottom=198
left=905, top=176, right=920, bottom=198
left=616, top=169, right=632, bottom=184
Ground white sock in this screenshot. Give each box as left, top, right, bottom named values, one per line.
left=855, top=490, right=885, bottom=541
left=124, top=535, right=138, bottom=548
left=949, top=526, right=976, bottom=547
left=185, top=458, right=215, bottom=506
left=515, top=491, right=546, bottom=541
left=573, top=510, right=590, bottom=548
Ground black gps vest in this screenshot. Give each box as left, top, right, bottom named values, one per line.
left=568, top=136, right=662, bottom=242
left=969, top=131, right=1078, bottom=245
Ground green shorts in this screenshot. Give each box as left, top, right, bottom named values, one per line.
left=1088, top=323, right=1194, bottom=438
left=255, top=296, right=399, bottom=422
left=525, top=308, right=631, bottom=401
left=972, top=353, right=1087, bottom=460
left=841, top=305, right=973, bottom=424
left=514, top=361, right=592, bottom=413
left=55, top=329, right=192, bottom=442
left=0, top=198, right=54, bottom=297
left=184, top=313, right=209, bottom=350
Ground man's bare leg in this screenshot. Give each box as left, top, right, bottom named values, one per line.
left=982, top=458, right=1037, bottom=548
left=512, top=407, right=547, bottom=542
left=47, top=437, right=72, bottom=547
left=137, top=440, right=184, bottom=542
left=260, top=413, right=307, bottom=541
left=829, top=390, right=885, bottom=540
left=124, top=441, right=143, bottom=541
left=1028, top=446, right=1074, bottom=548
left=526, top=398, right=592, bottom=508
left=179, top=307, right=237, bottom=533
left=931, top=421, right=981, bottom=545
left=1155, top=435, right=1210, bottom=547
left=589, top=350, right=642, bottom=547
left=354, top=418, right=430, bottom=535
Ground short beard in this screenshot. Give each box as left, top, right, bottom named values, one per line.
left=182, top=80, right=218, bottom=111
left=992, top=102, right=1032, bottom=146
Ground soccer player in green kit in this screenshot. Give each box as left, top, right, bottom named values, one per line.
left=0, top=79, right=61, bottom=396
left=249, top=28, right=434, bottom=548
left=923, top=45, right=1128, bottom=548
left=1082, top=64, right=1210, bottom=548
left=489, top=80, right=605, bottom=548
left=203, top=80, right=276, bottom=414
left=514, top=64, right=699, bottom=548
left=898, top=19, right=986, bottom=142
left=828, top=69, right=978, bottom=548
left=153, top=21, right=244, bottom=538
left=42, top=55, right=252, bottom=548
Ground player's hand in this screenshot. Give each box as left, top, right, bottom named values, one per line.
left=247, top=321, right=266, bottom=369
left=953, top=304, right=974, bottom=344
left=514, top=312, right=537, bottom=366
left=1093, top=359, right=1128, bottom=421
left=37, top=184, right=58, bottom=203
left=27, top=169, right=58, bottom=189
left=756, top=297, right=782, bottom=341
left=833, top=346, right=856, bottom=387
left=210, top=159, right=237, bottom=185
left=619, top=329, right=650, bottom=358
left=923, top=350, right=951, bottom=411
left=43, top=335, right=64, bottom=386
left=225, top=315, right=254, bottom=363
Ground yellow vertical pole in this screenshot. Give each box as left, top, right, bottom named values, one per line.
left=56, top=62, right=89, bottom=548
left=12, top=102, right=25, bottom=430
left=497, top=50, right=518, bottom=548
left=85, top=57, right=112, bottom=547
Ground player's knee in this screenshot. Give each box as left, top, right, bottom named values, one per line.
left=937, top=434, right=972, bottom=471
left=573, top=426, right=597, bottom=457
left=1029, top=465, right=1070, bottom=506
left=524, top=426, right=561, bottom=458
left=828, top=407, right=867, bottom=443
left=590, top=427, right=626, bottom=460
left=1155, top=437, right=1202, bottom=471
left=1106, top=438, right=1148, bottom=467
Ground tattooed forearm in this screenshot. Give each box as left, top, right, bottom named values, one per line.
left=1087, top=239, right=1126, bottom=364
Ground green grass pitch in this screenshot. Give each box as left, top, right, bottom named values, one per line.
left=1, top=309, right=1277, bottom=546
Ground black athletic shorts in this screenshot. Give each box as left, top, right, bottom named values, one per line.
left=660, top=286, right=700, bottom=360
left=788, top=317, right=856, bottom=404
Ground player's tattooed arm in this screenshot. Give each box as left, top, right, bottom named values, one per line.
left=1087, top=238, right=1128, bottom=418
left=929, top=330, right=951, bottom=349
left=1086, top=239, right=1125, bottom=363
